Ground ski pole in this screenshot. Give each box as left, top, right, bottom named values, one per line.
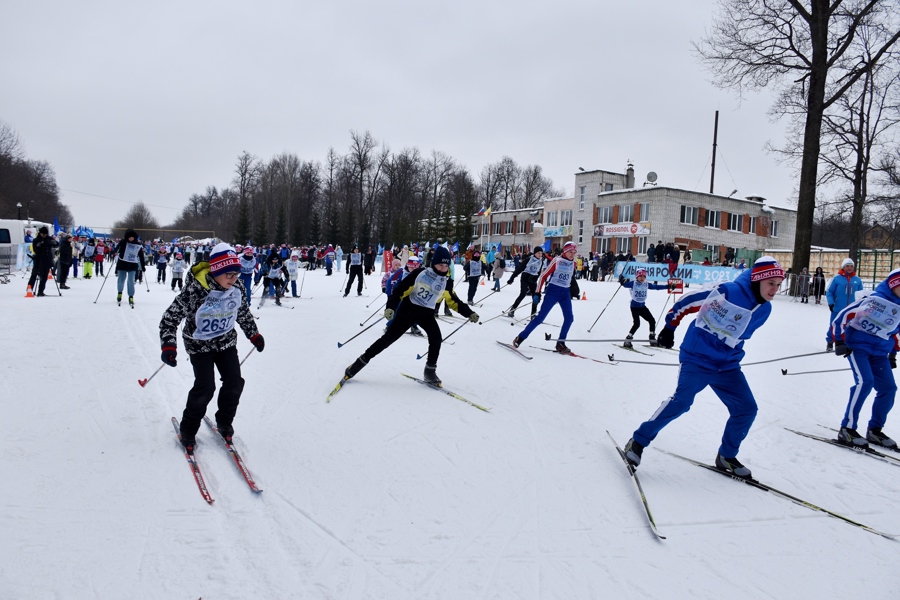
left=605, top=354, right=679, bottom=367
left=297, top=268, right=308, bottom=298
left=472, top=284, right=507, bottom=306
left=744, top=351, right=831, bottom=367
left=366, top=294, right=383, bottom=308
left=781, top=367, right=851, bottom=376
left=417, top=320, right=470, bottom=359
left=339, top=272, right=348, bottom=293
left=239, top=347, right=255, bottom=366
left=587, top=284, right=623, bottom=333
left=144, top=268, right=150, bottom=293
left=545, top=335, right=655, bottom=343
left=337, top=317, right=384, bottom=348
left=93, top=257, right=117, bottom=304
left=360, top=301, right=387, bottom=326
left=478, top=305, right=516, bottom=325
left=138, top=364, right=165, bottom=387
left=656, top=293, right=672, bottom=326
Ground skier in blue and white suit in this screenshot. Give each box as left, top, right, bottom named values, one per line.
left=238, top=247, right=257, bottom=307
left=622, top=256, right=785, bottom=480
left=619, top=267, right=670, bottom=348
left=830, top=268, right=900, bottom=450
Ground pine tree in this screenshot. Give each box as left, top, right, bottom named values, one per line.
left=233, top=199, right=251, bottom=244
left=309, top=210, right=321, bottom=244
left=254, top=206, right=268, bottom=246
left=274, top=203, right=287, bottom=245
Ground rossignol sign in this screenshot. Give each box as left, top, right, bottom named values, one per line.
left=601, top=223, right=651, bottom=237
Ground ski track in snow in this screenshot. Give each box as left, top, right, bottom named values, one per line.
left=2, top=268, right=900, bottom=598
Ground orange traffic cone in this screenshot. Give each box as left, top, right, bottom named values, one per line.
left=48, top=271, right=53, bottom=280
left=25, top=285, right=34, bottom=298
left=480, top=279, right=485, bottom=285
left=581, top=292, right=587, bottom=301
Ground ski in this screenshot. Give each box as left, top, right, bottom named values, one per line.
left=401, top=373, right=490, bottom=412
left=606, top=431, right=665, bottom=539
left=497, top=340, right=532, bottom=360
left=613, top=345, right=654, bottom=356
left=203, top=417, right=263, bottom=493
left=786, top=428, right=900, bottom=467
left=644, top=344, right=678, bottom=353
left=529, top=346, right=618, bottom=366
left=326, top=376, right=351, bottom=402
left=817, top=425, right=900, bottom=454
left=170, top=417, right=214, bottom=505
left=657, top=447, right=897, bottom=540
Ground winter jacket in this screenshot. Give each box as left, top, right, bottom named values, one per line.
left=826, top=270, right=864, bottom=313
left=59, top=239, right=74, bottom=265
left=387, top=266, right=474, bottom=319
left=831, top=277, right=900, bottom=356
left=622, top=278, right=669, bottom=307
left=663, top=268, right=772, bottom=370
left=114, top=231, right=146, bottom=272
left=492, top=258, right=505, bottom=280
left=31, top=234, right=59, bottom=267
left=159, top=262, right=258, bottom=355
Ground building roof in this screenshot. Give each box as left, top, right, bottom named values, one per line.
left=595, top=186, right=798, bottom=213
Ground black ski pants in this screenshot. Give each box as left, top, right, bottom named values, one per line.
left=363, top=303, right=443, bottom=366
left=346, top=265, right=363, bottom=295
left=467, top=276, right=479, bottom=303
left=629, top=305, right=656, bottom=335
left=510, top=275, right=538, bottom=315
left=181, top=346, right=245, bottom=437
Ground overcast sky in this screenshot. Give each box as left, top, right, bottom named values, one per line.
left=1, top=0, right=797, bottom=229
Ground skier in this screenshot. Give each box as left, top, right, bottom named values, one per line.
left=262, top=254, right=289, bottom=306
left=464, top=250, right=483, bottom=304
left=325, top=245, right=336, bottom=276
left=238, top=247, right=257, bottom=306
left=159, top=243, right=264, bottom=450
left=82, top=239, right=96, bottom=279
left=619, top=267, right=670, bottom=347
left=343, top=247, right=477, bottom=385
left=491, top=253, right=505, bottom=291
left=170, top=252, right=186, bottom=291
left=114, top=230, right=146, bottom=307
left=512, top=242, right=580, bottom=354
left=345, top=245, right=364, bottom=297
left=156, top=247, right=168, bottom=284
left=830, top=268, right=900, bottom=449
left=385, top=255, right=423, bottom=336
left=622, top=256, right=786, bottom=480
left=286, top=252, right=302, bottom=297
left=506, top=246, right=546, bottom=319
left=825, top=258, right=864, bottom=351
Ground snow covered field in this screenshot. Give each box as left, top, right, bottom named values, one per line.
left=2, top=265, right=899, bottom=599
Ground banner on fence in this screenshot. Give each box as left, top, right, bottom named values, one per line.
left=615, top=261, right=742, bottom=285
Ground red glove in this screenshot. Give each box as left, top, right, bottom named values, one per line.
left=251, top=333, right=265, bottom=352
left=161, top=346, right=177, bottom=367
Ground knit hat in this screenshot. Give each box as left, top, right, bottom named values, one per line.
left=209, top=243, right=241, bottom=276
left=175, top=252, right=182, bottom=259
left=243, top=247, right=253, bottom=255
left=750, top=256, right=785, bottom=282
left=431, top=246, right=451, bottom=268
left=38, top=226, right=49, bottom=234
left=408, top=255, right=421, bottom=263
left=841, top=258, right=855, bottom=269
left=472, top=250, right=481, bottom=258
left=563, top=242, right=577, bottom=253
left=533, top=247, right=543, bottom=254
left=635, top=268, right=647, bottom=278
left=886, top=268, right=900, bottom=290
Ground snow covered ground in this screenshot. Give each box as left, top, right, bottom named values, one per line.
left=2, top=265, right=899, bottom=599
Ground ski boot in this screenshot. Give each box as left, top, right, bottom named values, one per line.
left=715, top=454, right=752, bottom=479
left=826, top=341, right=834, bottom=352
left=180, top=431, right=196, bottom=453
left=344, top=356, right=368, bottom=379
left=867, top=428, right=897, bottom=449
left=410, top=325, right=424, bottom=337
left=217, top=423, right=234, bottom=443
left=648, top=331, right=657, bottom=347
left=117, top=292, right=122, bottom=306
left=275, top=297, right=282, bottom=306
left=555, top=341, right=572, bottom=355
left=624, top=438, right=643, bottom=468
left=423, top=363, right=442, bottom=386
left=512, top=335, right=523, bottom=349
left=128, top=296, right=134, bottom=308
left=506, top=310, right=515, bottom=319
left=837, top=427, right=869, bottom=448
left=623, top=334, right=634, bottom=348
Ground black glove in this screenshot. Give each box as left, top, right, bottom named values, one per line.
left=251, top=333, right=265, bottom=352
left=891, top=354, right=897, bottom=369
left=834, top=341, right=851, bottom=357
left=619, top=275, right=626, bottom=285
left=829, top=304, right=834, bottom=312
left=507, top=278, right=514, bottom=286
left=161, top=346, right=177, bottom=367
left=657, top=327, right=675, bottom=349
left=469, top=312, right=480, bottom=323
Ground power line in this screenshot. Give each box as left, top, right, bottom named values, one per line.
left=59, top=188, right=181, bottom=212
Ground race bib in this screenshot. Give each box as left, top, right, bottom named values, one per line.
left=548, top=259, right=574, bottom=288
left=408, top=269, right=447, bottom=309
left=630, top=281, right=649, bottom=304
left=469, top=261, right=482, bottom=278
left=120, top=243, right=140, bottom=263
left=695, top=288, right=753, bottom=348
left=848, top=296, right=900, bottom=340
left=524, top=256, right=543, bottom=276
left=193, top=287, right=242, bottom=341
left=239, top=257, right=256, bottom=275
left=350, top=254, right=362, bottom=266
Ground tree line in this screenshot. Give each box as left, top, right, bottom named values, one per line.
left=116, top=131, right=564, bottom=248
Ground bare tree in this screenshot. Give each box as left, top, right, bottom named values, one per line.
left=696, top=0, right=900, bottom=270
left=113, top=201, right=160, bottom=233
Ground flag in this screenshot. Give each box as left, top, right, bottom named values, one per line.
left=53, top=216, right=60, bottom=234
left=451, top=242, right=459, bottom=253
left=543, top=240, right=552, bottom=252
left=483, top=207, right=491, bottom=217
left=432, top=242, right=438, bottom=250
left=496, top=242, right=502, bottom=253
left=477, top=207, right=486, bottom=216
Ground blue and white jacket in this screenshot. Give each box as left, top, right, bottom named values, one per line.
left=622, top=279, right=669, bottom=308
left=662, top=269, right=772, bottom=370
left=831, top=278, right=900, bottom=356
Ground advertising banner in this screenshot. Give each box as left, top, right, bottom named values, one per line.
left=600, top=223, right=651, bottom=237
left=615, top=261, right=743, bottom=286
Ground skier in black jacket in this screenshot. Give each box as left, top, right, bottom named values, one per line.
left=506, top=247, right=546, bottom=319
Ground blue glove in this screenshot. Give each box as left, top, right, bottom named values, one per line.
left=532, top=294, right=541, bottom=304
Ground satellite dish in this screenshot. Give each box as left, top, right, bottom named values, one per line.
left=646, top=172, right=658, bottom=183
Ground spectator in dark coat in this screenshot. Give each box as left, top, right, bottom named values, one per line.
left=28, top=226, right=59, bottom=296
left=364, top=246, right=376, bottom=276
left=647, top=244, right=656, bottom=263
left=57, top=234, right=73, bottom=289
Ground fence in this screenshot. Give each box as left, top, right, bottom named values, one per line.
left=767, top=247, right=900, bottom=287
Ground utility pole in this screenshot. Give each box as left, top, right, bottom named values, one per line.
left=710, top=110, right=719, bottom=194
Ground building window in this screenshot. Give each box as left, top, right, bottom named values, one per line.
left=703, top=244, right=719, bottom=262
left=749, top=216, right=757, bottom=235
left=617, top=237, right=631, bottom=253
left=579, top=187, right=585, bottom=211
left=619, top=204, right=634, bottom=222
left=639, top=203, right=650, bottom=222
left=473, top=225, right=479, bottom=238
left=706, top=210, right=721, bottom=229
left=577, top=220, right=584, bottom=244
left=728, top=213, right=744, bottom=232
left=561, top=210, right=573, bottom=227
left=771, top=220, right=779, bottom=237
left=504, top=221, right=513, bottom=235
left=517, top=220, right=527, bottom=234
left=597, top=206, right=613, bottom=224
left=493, top=222, right=502, bottom=236
left=638, top=236, right=648, bottom=255
left=547, top=211, right=558, bottom=227
left=482, top=223, right=489, bottom=236
left=605, top=183, right=614, bottom=191
left=598, top=237, right=612, bottom=253
left=680, top=205, right=699, bottom=226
